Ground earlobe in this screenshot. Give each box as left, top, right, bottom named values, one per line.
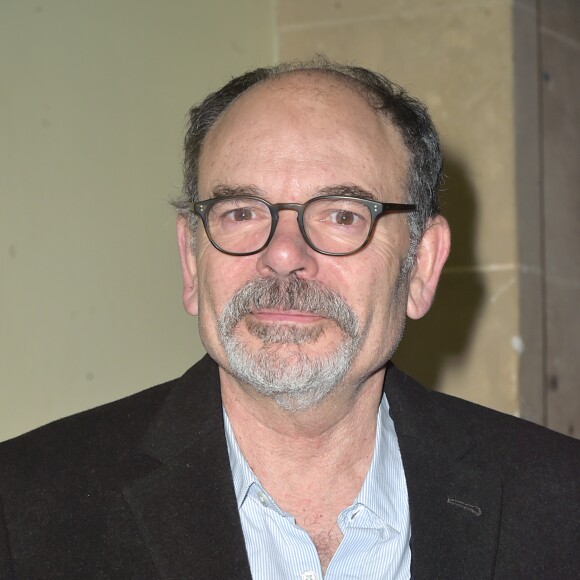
left=176, top=216, right=199, bottom=316
left=406, top=215, right=451, bottom=320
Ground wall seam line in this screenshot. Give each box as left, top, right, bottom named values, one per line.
left=536, top=0, right=549, bottom=428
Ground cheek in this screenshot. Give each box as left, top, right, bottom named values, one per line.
left=195, top=247, right=256, bottom=318
left=345, top=246, right=403, bottom=301
left=341, top=250, right=407, bottom=337
left=194, top=246, right=228, bottom=333
left=195, top=254, right=241, bottom=357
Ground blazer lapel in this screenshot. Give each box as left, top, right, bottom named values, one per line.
left=121, top=357, right=502, bottom=578
left=385, top=366, right=502, bottom=580
left=123, top=356, right=252, bottom=579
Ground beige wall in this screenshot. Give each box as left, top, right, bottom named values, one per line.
left=277, top=0, right=579, bottom=437
left=0, top=0, right=274, bottom=441
left=278, top=0, right=520, bottom=414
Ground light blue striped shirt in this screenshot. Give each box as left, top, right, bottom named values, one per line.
left=223, top=394, right=411, bottom=579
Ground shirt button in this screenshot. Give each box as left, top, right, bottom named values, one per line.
left=257, top=492, right=268, bottom=507
left=302, top=572, right=317, bottom=580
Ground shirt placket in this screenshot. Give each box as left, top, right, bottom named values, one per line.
left=250, top=484, right=324, bottom=580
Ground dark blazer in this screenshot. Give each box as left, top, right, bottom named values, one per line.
left=0, top=355, right=578, bottom=579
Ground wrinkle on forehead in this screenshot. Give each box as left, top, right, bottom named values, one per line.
left=198, top=73, right=410, bottom=202
left=204, top=71, right=403, bottom=148
left=258, top=71, right=364, bottom=103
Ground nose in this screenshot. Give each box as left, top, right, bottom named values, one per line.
left=255, top=210, right=319, bottom=279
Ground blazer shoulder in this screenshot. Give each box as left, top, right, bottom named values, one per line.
left=0, top=357, right=225, bottom=577
left=0, top=355, right=220, bottom=485
left=433, top=387, right=578, bottom=456
left=0, top=376, right=179, bottom=491
left=387, top=365, right=580, bottom=475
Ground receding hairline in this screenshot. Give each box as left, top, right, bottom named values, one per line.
left=199, top=68, right=410, bottom=176
left=198, top=69, right=411, bottom=202
left=207, top=67, right=398, bottom=131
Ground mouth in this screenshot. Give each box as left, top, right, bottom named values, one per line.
left=218, top=276, right=359, bottom=341
left=244, top=309, right=328, bottom=345
left=250, top=309, right=326, bottom=324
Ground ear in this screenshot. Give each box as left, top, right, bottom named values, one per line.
left=406, top=215, right=450, bottom=320
left=176, top=216, right=199, bottom=316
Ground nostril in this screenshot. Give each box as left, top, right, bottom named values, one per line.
left=255, top=223, right=318, bottom=279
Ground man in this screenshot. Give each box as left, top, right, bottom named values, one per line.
left=0, top=59, right=578, bottom=579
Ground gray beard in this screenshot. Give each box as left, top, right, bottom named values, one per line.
left=217, top=276, right=364, bottom=412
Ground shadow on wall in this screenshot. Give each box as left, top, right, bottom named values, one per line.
left=393, top=155, right=485, bottom=391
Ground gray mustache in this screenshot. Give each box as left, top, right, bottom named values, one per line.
left=219, top=276, right=359, bottom=337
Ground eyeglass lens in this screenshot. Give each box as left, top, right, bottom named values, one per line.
left=205, top=197, right=374, bottom=255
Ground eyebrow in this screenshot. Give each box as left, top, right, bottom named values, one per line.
left=211, top=184, right=265, bottom=198
left=211, top=183, right=379, bottom=201
left=315, top=184, right=379, bottom=201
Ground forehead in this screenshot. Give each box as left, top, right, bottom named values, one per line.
left=199, top=72, right=409, bottom=199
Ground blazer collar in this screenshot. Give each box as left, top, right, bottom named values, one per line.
left=123, top=355, right=252, bottom=579
left=385, top=364, right=502, bottom=579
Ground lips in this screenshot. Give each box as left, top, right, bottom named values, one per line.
left=250, top=309, right=325, bottom=324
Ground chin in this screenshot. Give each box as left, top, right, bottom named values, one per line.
left=219, top=325, right=364, bottom=412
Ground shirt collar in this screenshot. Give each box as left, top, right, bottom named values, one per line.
left=223, top=408, right=256, bottom=510
left=352, top=392, right=409, bottom=534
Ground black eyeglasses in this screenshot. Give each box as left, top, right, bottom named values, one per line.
left=191, top=195, right=416, bottom=256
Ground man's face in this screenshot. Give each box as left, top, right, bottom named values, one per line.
left=182, top=74, right=415, bottom=408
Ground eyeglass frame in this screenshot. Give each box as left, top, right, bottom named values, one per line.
left=191, top=195, right=417, bottom=257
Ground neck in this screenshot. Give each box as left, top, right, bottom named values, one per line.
left=220, top=366, right=386, bottom=510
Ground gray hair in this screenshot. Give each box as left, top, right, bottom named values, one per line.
left=172, top=56, right=443, bottom=266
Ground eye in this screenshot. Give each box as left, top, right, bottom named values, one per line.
left=227, top=207, right=256, bottom=221
left=307, top=199, right=370, bottom=231
left=211, top=198, right=270, bottom=229
left=330, top=210, right=358, bottom=226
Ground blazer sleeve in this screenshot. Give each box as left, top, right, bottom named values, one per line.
left=0, top=492, right=15, bottom=579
